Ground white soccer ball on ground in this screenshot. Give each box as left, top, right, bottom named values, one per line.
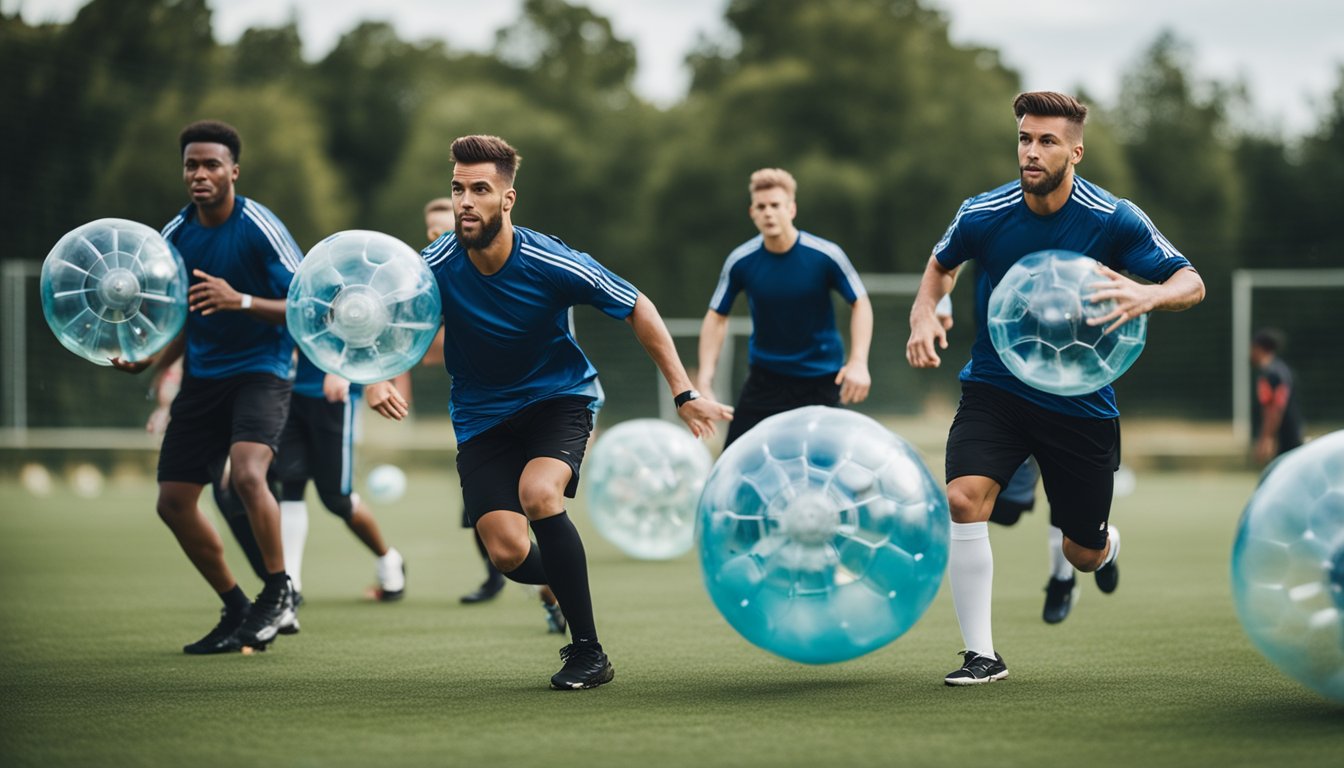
left=366, top=464, right=408, bottom=504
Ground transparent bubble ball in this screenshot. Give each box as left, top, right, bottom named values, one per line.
left=697, top=406, right=949, bottom=664
left=1231, top=430, right=1344, bottom=702
left=586, top=419, right=712, bottom=560
left=287, top=230, right=442, bottom=385
left=988, top=250, right=1147, bottom=396
left=40, top=218, right=188, bottom=366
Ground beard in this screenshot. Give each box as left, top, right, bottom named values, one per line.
left=1020, top=162, right=1069, bottom=196
left=456, top=210, right=503, bottom=250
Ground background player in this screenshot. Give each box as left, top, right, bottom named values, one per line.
left=273, top=352, right=407, bottom=604
left=697, top=168, right=871, bottom=447
left=1250, top=328, right=1305, bottom=466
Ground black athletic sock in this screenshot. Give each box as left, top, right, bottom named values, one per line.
left=220, top=585, right=250, bottom=615
left=530, top=512, right=597, bottom=644
left=475, top=532, right=504, bottom=584
left=502, top=543, right=549, bottom=585
left=262, top=571, right=290, bottom=599
left=214, top=485, right=269, bottom=581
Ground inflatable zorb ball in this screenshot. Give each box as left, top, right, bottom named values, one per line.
left=988, top=250, right=1147, bottom=396
left=697, top=407, right=948, bottom=664
left=1232, top=430, right=1344, bottom=702
left=287, top=230, right=441, bottom=385
left=586, top=419, right=712, bottom=560
left=40, top=218, right=187, bottom=365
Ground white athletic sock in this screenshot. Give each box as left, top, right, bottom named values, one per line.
left=949, top=521, right=994, bottom=659
left=1048, top=526, right=1074, bottom=580
left=377, top=546, right=405, bottom=591
left=1101, top=525, right=1121, bottom=568
left=280, top=500, right=309, bottom=592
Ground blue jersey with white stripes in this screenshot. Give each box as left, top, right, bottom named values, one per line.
left=161, top=196, right=303, bottom=379
left=709, top=231, right=866, bottom=378
left=420, top=226, right=638, bottom=444
left=934, top=177, right=1193, bottom=418
left=291, top=350, right=363, bottom=400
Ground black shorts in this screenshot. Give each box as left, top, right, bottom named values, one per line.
left=158, top=373, right=292, bottom=485
left=455, top=396, right=595, bottom=526
left=946, top=383, right=1120, bottom=550
left=275, top=393, right=359, bottom=514
left=724, top=365, right=842, bottom=447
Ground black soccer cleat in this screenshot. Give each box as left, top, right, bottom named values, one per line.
left=459, top=576, right=505, bottom=604
left=1095, top=560, right=1119, bottom=594
left=183, top=606, right=249, bottom=655
left=550, top=643, right=614, bottom=690
left=944, top=651, right=1008, bottom=686
left=234, top=579, right=295, bottom=651
left=1043, top=576, right=1079, bottom=624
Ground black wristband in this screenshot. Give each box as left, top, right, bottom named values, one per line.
left=674, top=389, right=701, bottom=408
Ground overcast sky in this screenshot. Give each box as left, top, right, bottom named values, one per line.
left=7, top=0, right=1341, bottom=135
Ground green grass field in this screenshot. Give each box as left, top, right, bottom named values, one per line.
left=2, top=466, right=1341, bottom=767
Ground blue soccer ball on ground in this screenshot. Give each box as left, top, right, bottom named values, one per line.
left=287, top=230, right=441, bottom=385
left=1231, top=430, right=1344, bottom=702
left=697, top=407, right=948, bottom=664
left=586, top=418, right=712, bottom=560
left=40, top=218, right=188, bottom=366
left=988, top=250, right=1147, bottom=396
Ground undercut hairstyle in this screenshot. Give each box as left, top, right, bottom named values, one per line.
left=179, top=120, right=242, bottom=163
left=424, top=197, right=453, bottom=215
left=1252, top=328, right=1285, bottom=353
left=1013, top=91, right=1088, bottom=138
left=749, top=168, right=797, bottom=198
left=450, top=135, right=521, bottom=184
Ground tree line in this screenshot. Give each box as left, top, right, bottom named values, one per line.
left=3, top=0, right=1341, bottom=424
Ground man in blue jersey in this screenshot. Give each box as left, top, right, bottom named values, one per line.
left=366, top=135, right=731, bottom=690
left=697, top=168, right=872, bottom=447
left=113, top=120, right=302, bottom=654
left=906, top=92, right=1205, bottom=685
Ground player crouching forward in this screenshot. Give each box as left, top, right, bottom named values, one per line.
left=366, top=134, right=731, bottom=690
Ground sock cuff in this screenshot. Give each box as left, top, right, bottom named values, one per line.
left=280, top=500, right=307, bottom=513
left=221, top=584, right=250, bottom=611
left=950, top=521, right=989, bottom=541
left=529, top=511, right=571, bottom=533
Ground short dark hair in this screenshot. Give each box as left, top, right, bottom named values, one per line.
left=180, top=120, right=241, bottom=163
left=1013, top=91, right=1088, bottom=134
left=1252, top=328, right=1285, bottom=353
left=450, top=135, right=521, bottom=184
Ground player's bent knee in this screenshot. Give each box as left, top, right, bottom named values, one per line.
left=230, top=469, right=270, bottom=500
left=1063, top=539, right=1106, bottom=572
left=486, top=541, right=530, bottom=573
left=317, top=490, right=354, bottom=520
left=945, top=485, right=992, bottom=524
left=518, top=486, right=564, bottom=520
